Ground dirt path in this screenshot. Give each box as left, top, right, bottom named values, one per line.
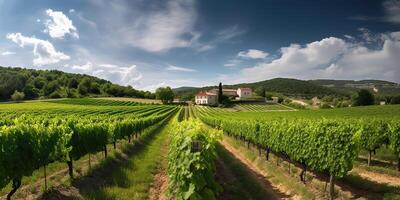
left=351, top=167, right=400, bottom=187
left=148, top=133, right=170, bottom=200
left=219, top=139, right=299, bottom=200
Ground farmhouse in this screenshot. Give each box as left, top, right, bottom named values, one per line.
left=195, top=91, right=217, bottom=105
left=195, top=87, right=253, bottom=105
left=209, top=88, right=238, bottom=96
left=236, top=88, right=252, bottom=99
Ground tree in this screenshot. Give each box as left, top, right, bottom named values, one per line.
left=391, top=95, right=400, bottom=104
left=352, top=89, right=374, bottom=106
left=156, top=87, right=174, bottom=104
left=255, top=86, right=266, bottom=97
left=217, top=82, right=223, bottom=104
left=23, top=84, right=39, bottom=99
left=78, top=78, right=91, bottom=95
left=11, top=90, right=25, bottom=102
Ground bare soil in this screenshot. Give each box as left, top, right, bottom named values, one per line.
left=351, top=167, right=400, bottom=187
left=219, top=139, right=298, bottom=200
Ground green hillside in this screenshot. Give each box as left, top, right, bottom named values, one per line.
left=174, top=78, right=344, bottom=99
left=309, top=79, right=400, bottom=95
left=0, top=66, right=154, bottom=101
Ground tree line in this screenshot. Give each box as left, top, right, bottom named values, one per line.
left=0, top=66, right=155, bottom=101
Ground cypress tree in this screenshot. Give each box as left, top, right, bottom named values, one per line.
left=218, top=82, right=223, bottom=104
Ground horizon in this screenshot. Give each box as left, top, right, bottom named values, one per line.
left=1, top=0, right=400, bottom=91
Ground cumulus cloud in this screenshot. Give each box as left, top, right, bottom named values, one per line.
left=222, top=32, right=400, bottom=84
left=68, top=62, right=143, bottom=86
left=166, top=65, right=197, bottom=72
left=6, top=32, right=70, bottom=66
left=1, top=51, right=16, bottom=56
left=44, top=9, right=79, bottom=39
left=238, top=49, right=269, bottom=59
left=383, top=0, right=400, bottom=24
left=122, top=0, right=197, bottom=52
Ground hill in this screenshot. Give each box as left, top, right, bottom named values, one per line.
left=173, top=78, right=344, bottom=99
left=0, top=66, right=154, bottom=101
left=174, top=78, right=400, bottom=100
left=309, top=79, right=400, bottom=96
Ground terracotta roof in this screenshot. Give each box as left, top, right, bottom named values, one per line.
left=238, top=87, right=252, bottom=90
left=223, top=89, right=237, bottom=92
left=196, top=91, right=217, bottom=96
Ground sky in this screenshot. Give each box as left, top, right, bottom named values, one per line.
left=0, top=0, right=399, bottom=91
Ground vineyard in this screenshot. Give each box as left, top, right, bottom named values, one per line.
left=0, top=99, right=178, bottom=199
left=194, top=105, right=400, bottom=199
left=0, top=99, right=399, bottom=200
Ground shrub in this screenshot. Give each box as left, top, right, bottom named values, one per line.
left=11, top=90, right=25, bottom=102
left=320, top=103, right=332, bottom=109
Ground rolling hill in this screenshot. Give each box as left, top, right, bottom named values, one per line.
left=173, top=78, right=400, bottom=99
left=0, top=66, right=154, bottom=101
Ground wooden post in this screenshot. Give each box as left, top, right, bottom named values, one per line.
left=67, top=155, right=74, bottom=179
left=265, top=147, right=270, bottom=161
left=329, top=174, right=335, bottom=200
left=89, top=154, right=91, bottom=171
left=44, top=165, right=47, bottom=190
left=368, top=150, right=372, bottom=166
left=7, top=179, right=21, bottom=200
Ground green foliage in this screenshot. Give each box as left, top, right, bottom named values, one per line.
left=388, top=121, right=400, bottom=158
left=254, top=86, right=266, bottom=97
left=359, top=120, right=389, bottom=152
left=168, top=120, right=221, bottom=200
left=11, top=90, right=25, bottom=102
left=391, top=95, right=400, bottom=104
left=156, top=87, right=175, bottom=104
left=320, top=103, right=332, bottom=109
left=353, top=89, right=375, bottom=106
left=0, top=101, right=178, bottom=197
left=0, top=66, right=153, bottom=101
left=197, top=110, right=370, bottom=178
left=218, top=82, right=223, bottom=104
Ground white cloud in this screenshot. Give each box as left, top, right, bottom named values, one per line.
left=383, top=0, right=400, bottom=24
left=222, top=34, right=400, bottom=84
left=166, top=65, right=196, bottom=72
left=1, top=51, right=16, bottom=56
left=44, top=9, right=79, bottom=39
left=68, top=62, right=143, bottom=86
left=224, top=59, right=241, bottom=67
left=123, top=0, right=197, bottom=52
left=6, top=32, right=70, bottom=66
left=344, top=35, right=354, bottom=40
left=238, top=49, right=269, bottom=59
left=69, top=9, right=75, bottom=13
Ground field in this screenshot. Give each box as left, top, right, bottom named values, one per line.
left=0, top=99, right=399, bottom=200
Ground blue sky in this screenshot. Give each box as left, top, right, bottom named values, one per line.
left=0, top=0, right=399, bottom=91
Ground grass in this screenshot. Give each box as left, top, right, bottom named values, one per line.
left=80, top=114, right=174, bottom=200
left=197, top=104, right=400, bottom=120
left=100, top=97, right=162, bottom=104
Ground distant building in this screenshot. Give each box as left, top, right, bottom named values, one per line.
left=209, top=88, right=238, bottom=97
left=195, top=91, right=217, bottom=105
left=195, top=87, right=253, bottom=105
left=237, top=88, right=252, bottom=99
